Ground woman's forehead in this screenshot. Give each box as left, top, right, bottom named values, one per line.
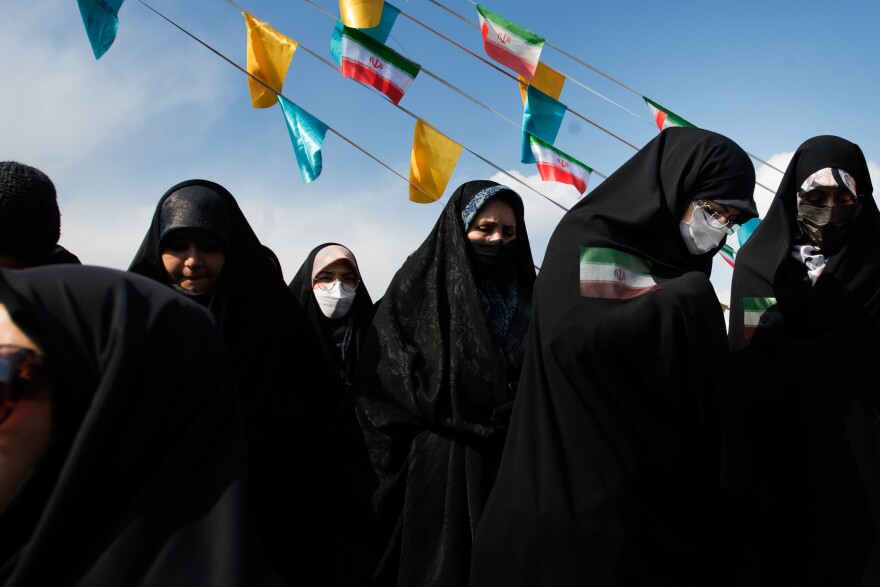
left=474, top=199, right=516, bottom=221
left=315, top=259, right=356, bottom=274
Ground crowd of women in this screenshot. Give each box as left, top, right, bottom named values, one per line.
left=0, top=127, right=877, bottom=586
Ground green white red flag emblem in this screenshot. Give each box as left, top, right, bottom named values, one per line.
left=340, top=25, right=420, bottom=104
left=643, top=96, right=696, bottom=130
left=529, top=134, right=591, bottom=194
left=476, top=4, right=544, bottom=80
left=742, top=297, right=783, bottom=340
left=580, top=247, right=661, bottom=299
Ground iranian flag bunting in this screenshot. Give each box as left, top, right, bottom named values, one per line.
left=643, top=96, right=696, bottom=130
left=580, top=247, right=661, bottom=300
left=340, top=25, right=420, bottom=104
left=742, top=297, right=783, bottom=340
left=529, top=134, right=592, bottom=195
left=719, top=244, right=735, bottom=267
left=476, top=4, right=544, bottom=80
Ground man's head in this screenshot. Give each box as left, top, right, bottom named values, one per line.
left=0, top=162, right=61, bottom=268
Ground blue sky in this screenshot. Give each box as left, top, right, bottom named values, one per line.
left=2, top=0, right=878, bottom=306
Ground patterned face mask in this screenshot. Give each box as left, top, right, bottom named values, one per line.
left=796, top=167, right=861, bottom=251
left=797, top=200, right=860, bottom=251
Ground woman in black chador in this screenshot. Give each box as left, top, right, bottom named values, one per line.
left=355, top=179, right=536, bottom=586
left=289, top=243, right=375, bottom=433
left=128, top=179, right=325, bottom=585
left=728, top=135, right=880, bottom=586
left=0, top=265, right=281, bottom=586
left=470, top=127, right=760, bottom=587
left=289, top=243, right=377, bottom=585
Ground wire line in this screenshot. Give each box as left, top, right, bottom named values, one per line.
left=140, top=0, right=577, bottom=212
left=432, top=0, right=784, bottom=176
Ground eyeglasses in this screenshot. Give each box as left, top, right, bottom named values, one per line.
left=695, top=200, right=740, bottom=235
left=0, top=345, right=45, bottom=426
left=313, top=273, right=360, bottom=293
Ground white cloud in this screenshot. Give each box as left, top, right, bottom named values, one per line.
left=0, top=4, right=230, bottom=172
left=753, top=151, right=793, bottom=217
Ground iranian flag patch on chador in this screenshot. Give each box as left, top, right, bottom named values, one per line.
left=579, top=247, right=661, bottom=299
left=742, top=297, right=783, bottom=340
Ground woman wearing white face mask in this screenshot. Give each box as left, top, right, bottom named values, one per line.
left=312, top=260, right=359, bottom=319
left=680, top=198, right=752, bottom=255
left=289, top=243, right=377, bottom=586
left=290, top=243, right=375, bottom=428
left=470, top=128, right=760, bottom=587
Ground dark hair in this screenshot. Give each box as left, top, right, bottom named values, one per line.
left=0, top=162, right=61, bottom=265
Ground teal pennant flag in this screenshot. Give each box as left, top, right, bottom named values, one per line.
left=738, top=217, right=761, bottom=247
left=77, top=0, right=125, bottom=60
left=330, top=2, right=401, bottom=65
left=278, top=95, right=329, bottom=184
left=521, top=85, right=567, bottom=163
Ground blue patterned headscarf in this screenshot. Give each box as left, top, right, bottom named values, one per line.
left=461, top=184, right=517, bottom=232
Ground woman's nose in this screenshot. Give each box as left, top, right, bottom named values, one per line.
left=184, top=246, right=202, bottom=267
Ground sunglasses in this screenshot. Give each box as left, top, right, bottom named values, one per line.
left=0, top=345, right=45, bottom=426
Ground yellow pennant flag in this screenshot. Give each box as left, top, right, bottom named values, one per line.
left=245, top=13, right=298, bottom=109
left=340, top=0, right=383, bottom=28
left=409, top=120, right=463, bottom=204
left=518, top=62, right=565, bottom=104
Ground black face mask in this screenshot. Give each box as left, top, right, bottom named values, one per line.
left=797, top=201, right=860, bottom=251
left=470, top=239, right=516, bottom=268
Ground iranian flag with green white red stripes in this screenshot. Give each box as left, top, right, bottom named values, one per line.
left=529, top=134, right=592, bottom=194
left=742, top=297, right=783, bottom=340
left=719, top=244, right=736, bottom=267
left=340, top=25, right=420, bottom=105
left=579, top=247, right=661, bottom=299
left=476, top=4, right=544, bottom=80
left=643, top=96, right=696, bottom=130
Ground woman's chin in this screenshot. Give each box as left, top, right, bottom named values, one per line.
left=179, top=278, right=211, bottom=293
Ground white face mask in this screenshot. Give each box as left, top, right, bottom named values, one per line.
left=679, top=205, right=728, bottom=255
left=313, top=281, right=356, bottom=319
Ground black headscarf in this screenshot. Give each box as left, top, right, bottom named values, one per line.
left=354, top=179, right=536, bottom=586
left=0, top=265, right=280, bottom=586
left=128, top=179, right=325, bottom=585
left=727, top=135, right=880, bottom=586
left=470, top=127, right=758, bottom=586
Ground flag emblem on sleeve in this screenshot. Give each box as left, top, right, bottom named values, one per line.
left=742, top=297, right=783, bottom=340
left=580, top=247, right=662, bottom=299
